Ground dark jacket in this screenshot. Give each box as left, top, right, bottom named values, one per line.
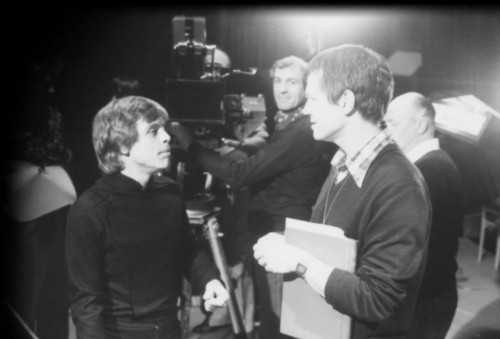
left=415, top=149, right=464, bottom=297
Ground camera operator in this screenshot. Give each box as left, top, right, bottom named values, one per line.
left=170, top=55, right=336, bottom=339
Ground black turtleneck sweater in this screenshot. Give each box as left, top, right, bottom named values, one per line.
left=66, top=173, right=219, bottom=338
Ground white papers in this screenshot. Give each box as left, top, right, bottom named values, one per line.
left=281, top=218, right=357, bottom=339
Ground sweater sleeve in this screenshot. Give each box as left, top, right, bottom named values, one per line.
left=188, top=117, right=313, bottom=188
left=65, top=202, right=106, bottom=339
left=324, top=182, right=430, bottom=324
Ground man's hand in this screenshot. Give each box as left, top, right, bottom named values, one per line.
left=253, top=232, right=308, bottom=274
left=203, top=279, right=229, bottom=312
left=167, top=122, right=193, bottom=150
left=221, top=138, right=242, bottom=148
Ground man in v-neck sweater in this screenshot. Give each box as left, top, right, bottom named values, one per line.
left=385, top=92, right=464, bottom=339
left=254, top=45, right=432, bottom=339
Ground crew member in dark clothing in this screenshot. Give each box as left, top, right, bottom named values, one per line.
left=170, top=56, right=335, bottom=339
left=5, top=104, right=75, bottom=339
left=254, top=45, right=431, bottom=339
left=66, top=96, right=228, bottom=339
left=385, top=92, right=464, bottom=339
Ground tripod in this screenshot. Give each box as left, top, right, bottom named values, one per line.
left=183, top=208, right=247, bottom=339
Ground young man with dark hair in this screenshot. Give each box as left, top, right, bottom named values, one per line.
left=66, top=96, right=228, bottom=339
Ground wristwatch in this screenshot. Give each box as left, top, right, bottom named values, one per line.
left=296, top=262, right=308, bottom=279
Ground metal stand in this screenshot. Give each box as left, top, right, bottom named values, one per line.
left=185, top=209, right=247, bottom=339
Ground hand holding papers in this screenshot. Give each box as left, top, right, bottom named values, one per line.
left=269, top=218, right=357, bottom=339
left=253, top=232, right=309, bottom=274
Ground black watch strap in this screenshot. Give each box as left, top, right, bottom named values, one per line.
left=296, top=262, right=308, bottom=279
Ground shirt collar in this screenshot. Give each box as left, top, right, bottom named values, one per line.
left=406, top=138, right=440, bottom=163
left=331, top=130, right=392, bottom=188
left=274, top=108, right=304, bottom=131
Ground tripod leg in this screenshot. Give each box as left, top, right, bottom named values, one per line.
left=205, top=217, right=247, bottom=338
left=179, top=279, right=192, bottom=338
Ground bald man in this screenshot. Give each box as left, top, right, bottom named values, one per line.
left=385, top=92, right=465, bottom=339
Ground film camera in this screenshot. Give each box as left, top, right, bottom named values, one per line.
left=165, top=16, right=266, bottom=142
left=166, top=16, right=269, bottom=207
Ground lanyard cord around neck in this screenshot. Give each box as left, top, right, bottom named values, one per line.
left=322, top=172, right=352, bottom=225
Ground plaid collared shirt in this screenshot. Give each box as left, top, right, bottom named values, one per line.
left=331, top=131, right=393, bottom=187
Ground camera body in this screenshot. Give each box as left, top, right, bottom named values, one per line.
left=165, top=16, right=266, bottom=142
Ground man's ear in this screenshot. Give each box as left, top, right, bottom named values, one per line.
left=119, top=146, right=130, bottom=157
left=416, top=116, right=429, bottom=134
left=340, top=90, right=356, bottom=116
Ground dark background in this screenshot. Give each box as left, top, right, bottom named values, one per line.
left=7, top=5, right=500, bottom=213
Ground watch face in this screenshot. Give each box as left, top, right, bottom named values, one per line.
left=296, top=263, right=307, bottom=278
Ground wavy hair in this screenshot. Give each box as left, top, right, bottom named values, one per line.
left=269, top=55, right=308, bottom=87
left=308, top=44, right=394, bottom=124
left=92, top=96, right=169, bottom=174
